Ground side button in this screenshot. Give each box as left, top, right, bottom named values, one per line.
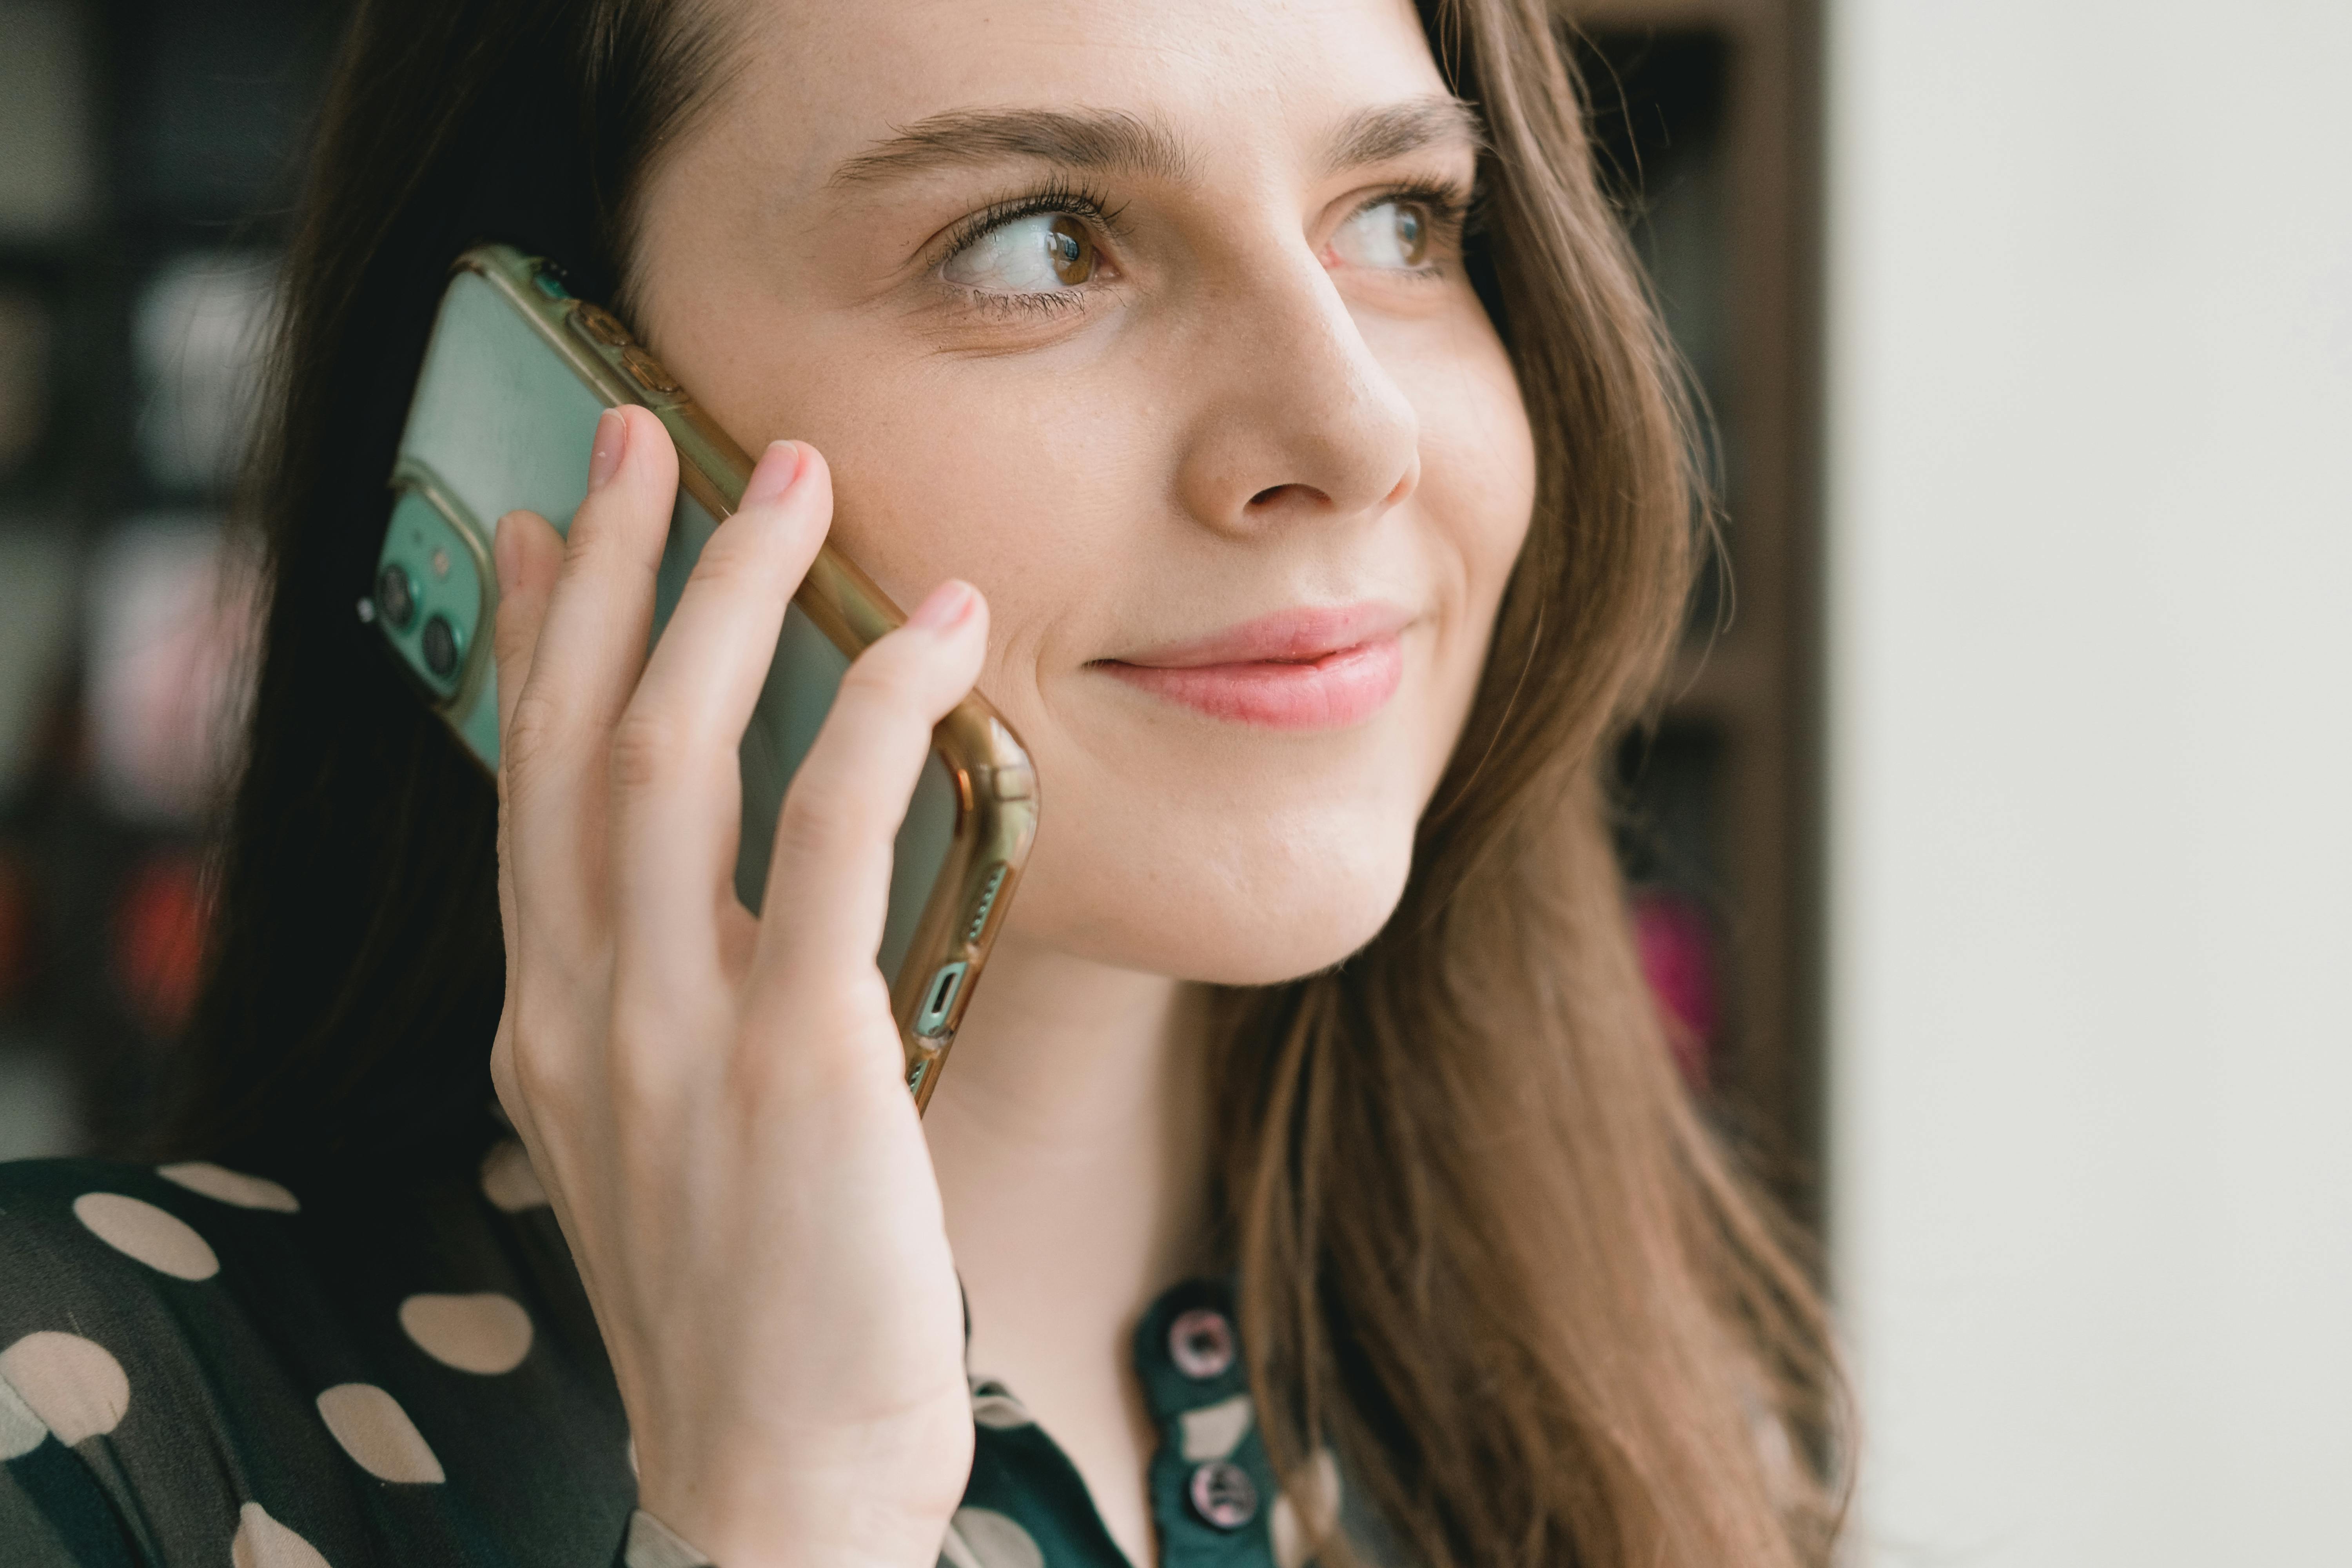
left=620, top=347, right=683, bottom=396
left=572, top=301, right=630, bottom=345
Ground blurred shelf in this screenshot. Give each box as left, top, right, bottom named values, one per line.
left=0, top=0, right=355, bottom=1158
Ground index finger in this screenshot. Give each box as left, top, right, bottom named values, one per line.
left=497, top=404, right=678, bottom=914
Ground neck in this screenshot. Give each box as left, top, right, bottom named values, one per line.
left=922, top=927, right=1214, bottom=1365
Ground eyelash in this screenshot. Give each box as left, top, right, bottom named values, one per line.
left=936, top=175, right=1130, bottom=321
left=934, top=174, right=1480, bottom=321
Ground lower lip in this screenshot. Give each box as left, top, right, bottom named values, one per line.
left=1097, top=635, right=1405, bottom=730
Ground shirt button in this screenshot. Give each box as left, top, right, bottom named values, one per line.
left=1167, top=1307, right=1236, bottom=1380
left=1187, top=1459, right=1259, bottom=1530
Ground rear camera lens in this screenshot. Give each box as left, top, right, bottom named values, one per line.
left=420, top=614, right=461, bottom=679
left=376, top=564, right=416, bottom=630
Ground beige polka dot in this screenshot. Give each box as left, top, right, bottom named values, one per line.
left=399, top=1292, right=532, bottom=1374
left=315, top=1383, right=443, bottom=1483
left=0, top=1368, right=48, bottom=1458
left=158, top=1161, right=300, bottom=1213
left=73, top=1192, right=219, bottom=1281
left=1271, top=1447, right=1344, bottom=1568
left=970, top=1385, right=1033, bottom=1430
left=232, top=1500, right=332, bottom=1568
left=0, top=1332, right=129, bottom=1445
left=939, top=1508, right=1044, bottom=1568
left=478, top=1140, right=547, bottom=1212
left=1179, top=1392, right=1254, bottom=1461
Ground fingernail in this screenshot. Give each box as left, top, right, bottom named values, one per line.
left=907, top=579, right=976, bottom=630
left=742, top=439, right=804, bottom=508
left=587, top=408, right=627, bottom=490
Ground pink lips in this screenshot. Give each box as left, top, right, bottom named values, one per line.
left=1094, top=603, right=1410, bottom=730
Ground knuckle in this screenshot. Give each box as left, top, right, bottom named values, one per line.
left=506, top=1025, right=573, bottom=1118
left=601, top=987, right=719, bottom=1122
left=492, top=599, right=537, bottom=666
left=769, top=787, right=842, bottom=864
left=608, top=707, right=684, bottom=795
left=564, top=510, right=659, bottom=586
left=730, top=980, right=894, bottom=1103
left=684, top=528, right=764, bottom=595
left=488, top=1030, right=521, bottom=1107
left=556, top=520, right=610, bottom=577
left=503, top=690, right=564, bottom=776
left=601, top=1047, right=668, bottom=1126
left=837, top=649, right=916, bottom=709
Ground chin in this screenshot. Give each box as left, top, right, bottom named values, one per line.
left=1008, top=808, right=1419, bottom=986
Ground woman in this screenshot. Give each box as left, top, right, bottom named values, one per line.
left=0, top=0, right=1845, bottom=1563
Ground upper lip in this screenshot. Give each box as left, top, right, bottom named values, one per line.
left=1101, top=601, right=1414, bottom=669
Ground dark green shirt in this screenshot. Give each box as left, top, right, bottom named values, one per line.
left=0, top=1150, right=1345, bottom=1568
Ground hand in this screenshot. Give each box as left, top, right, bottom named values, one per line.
left=487, top=406, right=981, bottom=1568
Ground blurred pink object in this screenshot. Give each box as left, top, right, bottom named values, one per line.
left=1633, top=891, right=1718, bottom=1088
left=86, top=517, right=257, bottom=823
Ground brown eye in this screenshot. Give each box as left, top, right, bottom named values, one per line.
left=1390, top=203, right=1429, bottom=266
left=1332, top=197, right=1436, bottom=271
left=943, top=212, right=1103, bottom=295
left=1045, top=216, right=1096, bottom=285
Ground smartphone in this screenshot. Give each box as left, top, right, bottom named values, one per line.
left=370, top=243, right=1036, bottom=1108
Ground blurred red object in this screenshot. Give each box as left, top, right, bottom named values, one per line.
left=1633, top=891, right=1718, bottom=1089
left=114, top=850, right=207, bottom=1039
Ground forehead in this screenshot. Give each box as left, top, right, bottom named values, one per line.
left=705, top=0, right=1451, bottom=187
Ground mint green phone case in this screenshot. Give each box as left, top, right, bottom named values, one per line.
left=374, top=246, right=1037, bottom=1107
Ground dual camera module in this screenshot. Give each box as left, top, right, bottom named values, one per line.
left=370, top=483, right=483, bottom=701
left=374, top=561, right=460, bottom=678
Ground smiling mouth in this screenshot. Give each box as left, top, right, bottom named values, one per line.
left=1091, top=603, right=1410, bottom=730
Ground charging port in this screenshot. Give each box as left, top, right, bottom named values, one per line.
left=915, top=961, right=968, bottom=1038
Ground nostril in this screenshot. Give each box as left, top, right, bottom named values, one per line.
left=1249, top=483, right=1322, bottom=508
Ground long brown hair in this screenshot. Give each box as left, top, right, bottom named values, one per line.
left=1217, top=6, right=1848, bottom=1564
left=166, top=0, right=1847, bottom=1563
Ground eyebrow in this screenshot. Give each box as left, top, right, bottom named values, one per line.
left=829, top=107, right=1192, bottom=187
left=1321, top=95, right=1489, bottom=174
left=825, top=94, right=1487, bottom=190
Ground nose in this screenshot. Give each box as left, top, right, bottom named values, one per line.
left=1170, top=252, right=1422, bottom=537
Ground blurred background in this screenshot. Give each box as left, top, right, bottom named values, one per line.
left=0, top=0, right=2343, bottom=1563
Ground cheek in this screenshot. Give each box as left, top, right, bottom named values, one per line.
left=1408, top=338, right=1541, bottom=767
left=656, top=290, right=1537, bottom=987
left=1000, top=350, right=1535, bottom=987
left=1424, top=314, right=1540, bottom=572
left=737, top=352, right=1141, bottom=684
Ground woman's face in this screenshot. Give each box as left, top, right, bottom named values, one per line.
left=633, top=0, right=1535, bottom=985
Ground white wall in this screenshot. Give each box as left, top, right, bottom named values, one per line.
left=1824, top=3, right=2352, bottom=1565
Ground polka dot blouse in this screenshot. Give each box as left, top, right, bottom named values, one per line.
left=0, top=1149, right=1374, bottom=1566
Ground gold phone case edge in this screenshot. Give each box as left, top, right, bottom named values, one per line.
left=441, top=243, right=1039, bottom=1110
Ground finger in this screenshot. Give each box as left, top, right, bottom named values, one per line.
left=609, top=441, right=832, bottom=987
left=517, top=403, right=679, bottom=750
left=491, top=507, right=565, bottom=760
left=501, top=404, right=679, bottom=906
left=490, top=506, right=565, bottom=971
left=748, top=579, right=989, bottom=1002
